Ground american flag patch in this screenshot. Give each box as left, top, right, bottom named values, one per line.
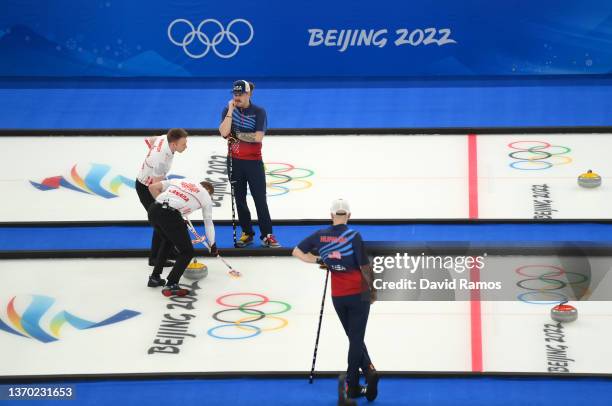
left=328, top=251, right=342, bottom=260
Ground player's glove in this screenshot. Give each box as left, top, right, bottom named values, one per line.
left=209, top=242, right=218, bottom=256
left=316, top=256, right=327, bottom=269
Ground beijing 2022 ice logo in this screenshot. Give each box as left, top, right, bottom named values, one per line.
left=168, top=18, right=254, bottom=59
left=30, top=163, right=184, bottom=199
left=30, top=162, right=312, bottom=199
left=0, top=295, right=140, bottom=343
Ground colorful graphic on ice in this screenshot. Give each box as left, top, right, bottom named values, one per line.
left=29, top=163, right=183, bottom=199
left=0, top=295, right=140, bottom=343
left=30, top=162, right=314, bottom=198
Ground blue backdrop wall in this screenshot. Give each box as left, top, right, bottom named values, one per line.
left=1, top=0, right=612, bottom=78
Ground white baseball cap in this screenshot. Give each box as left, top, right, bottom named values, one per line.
left=330, top=198, right=351, bottom=215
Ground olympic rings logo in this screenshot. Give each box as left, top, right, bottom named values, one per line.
left=515, top=265, right=589, bottom=304
left=264, top=162, right=314, bottom=197
left=167, top=18, right=254, bottom=59
left=508, top=141, right=572, bottom=170
left=207, top=293, right=291, bottom=340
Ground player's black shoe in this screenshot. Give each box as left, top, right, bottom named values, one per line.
left=147, top=275, right=166, bottom=288
left=162, top=284, right=189, bottom=297
left=365, top=365, right=380, bottom=401
left=337, top=374, right=357, bottom=406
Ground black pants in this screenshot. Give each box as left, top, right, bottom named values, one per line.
left=229, top=157, right=273, bottom=236
left=332, top=293, right=373, bottom=388
left=147, top=203, right=194, bottom=285
left=136, top=180, right=163, bottom=262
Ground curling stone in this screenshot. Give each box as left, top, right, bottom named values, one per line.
left=577, top=170, right=601, bottom=188
left=184, top=259, right=208, bottom=280
left=551, top=303, right=578, bottom=323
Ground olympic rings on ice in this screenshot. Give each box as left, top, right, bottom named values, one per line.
left=515, top=265, right=589, bottom=304
left=263, top=162, right=314, bottom=197
left=508, top=141, right=572, bottom=170
left=207, top=293, right=292, bottom=340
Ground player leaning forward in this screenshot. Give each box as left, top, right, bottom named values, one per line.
left=293, top=199, right=379, bottom=405
left=136, top=128, right=188, bottom=268
left=147, top=178, right=218, bottom=297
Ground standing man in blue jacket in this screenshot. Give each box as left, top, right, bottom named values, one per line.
left=293, top=199, right=379, bottom=405
left=219, top=80, right=281, bottom=248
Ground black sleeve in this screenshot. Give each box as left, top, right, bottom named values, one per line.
left=297, top=231, right=320, bottom=254
left=221, top=107, right=229, bottom=123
